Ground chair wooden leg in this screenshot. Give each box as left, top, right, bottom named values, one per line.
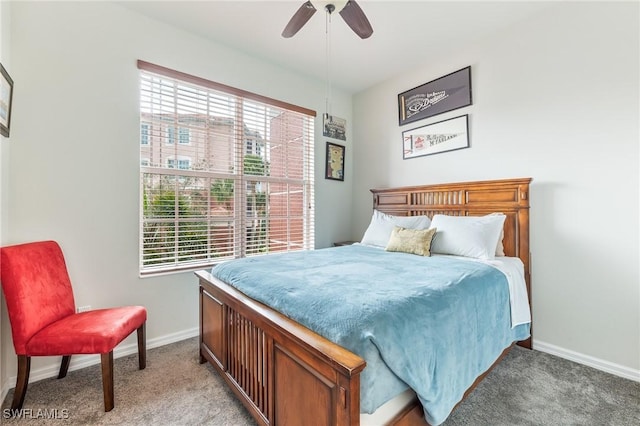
left=58, top=355, right=71, bottom=379
left=11, top=355, right=31, bottom=411
left=100, top=352, right=114, bottom=412
left=137, top=322, right=146, bottom=370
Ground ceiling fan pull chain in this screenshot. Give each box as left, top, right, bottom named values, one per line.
left=325, top=5, right=333, bottom=116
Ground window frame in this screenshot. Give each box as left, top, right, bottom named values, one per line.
left=137, top=60, right=316, bottom=276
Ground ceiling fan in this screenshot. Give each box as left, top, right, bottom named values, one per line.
left=282, top=1, right=373, bottom=39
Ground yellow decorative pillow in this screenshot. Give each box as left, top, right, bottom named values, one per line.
left=385, top=226, right=437, bottom=256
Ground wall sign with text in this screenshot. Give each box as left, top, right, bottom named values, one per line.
left=402, top=115, right=469, bottom=159
left=398, top=66, right=472, bottom=126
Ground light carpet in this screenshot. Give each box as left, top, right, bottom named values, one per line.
left=2, top=337, right=638, bottom=425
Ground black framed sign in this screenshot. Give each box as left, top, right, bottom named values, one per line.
left=398, top=66, right=471, bottom=126
left=325, top=142, right=345, bottom=181
left=402, top=114, right=469, bottom=159
left=0, top=62, right=14, bottom=138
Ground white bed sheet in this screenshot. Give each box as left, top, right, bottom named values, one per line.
left=360, top=388, right=416, bottom=425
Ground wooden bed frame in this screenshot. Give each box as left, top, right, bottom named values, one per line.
left=197, top=177, right=532, bottom=426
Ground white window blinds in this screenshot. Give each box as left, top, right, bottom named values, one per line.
left=138, top=61, right=315, bottom=276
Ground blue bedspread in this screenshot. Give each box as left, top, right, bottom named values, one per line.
left=211, top=244, right=530, bottom=425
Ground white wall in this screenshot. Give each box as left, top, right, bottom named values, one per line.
left=1, top=1, right=353, bottom=396
left=352, top=2, right=639, bottom=377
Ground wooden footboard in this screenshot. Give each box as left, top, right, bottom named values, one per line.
left=198, top=269, right=366, bottom=426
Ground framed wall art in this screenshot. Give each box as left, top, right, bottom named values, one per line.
left=402, top=114, right=469, bottom=159
left=325, top=142, right=345, bottom=181
left=398, top=66, right=471, bottom=126
left=0, top=62, right=14, bottom=138
left=322, top=113, right=346, bottom=141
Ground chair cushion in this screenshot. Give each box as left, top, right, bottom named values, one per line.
left=25, top=306, right=147, bottom=356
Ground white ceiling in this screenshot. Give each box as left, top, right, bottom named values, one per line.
left=118, top=0, right=554, bottom=94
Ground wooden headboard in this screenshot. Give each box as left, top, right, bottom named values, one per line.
left=371, top=177, right=532, bottom=347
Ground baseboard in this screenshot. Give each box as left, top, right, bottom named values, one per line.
left=4, top=332, right=637, bottom=403
left=534, top=339, right=640, bottom=382
left=1, top=327, right=199, bottom=403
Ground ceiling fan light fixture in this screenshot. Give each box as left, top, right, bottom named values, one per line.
left=311, top=1, right=348, bottom=14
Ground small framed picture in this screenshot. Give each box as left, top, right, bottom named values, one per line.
left=0, top=62, right=14, bottom=138
left=322, top=113, right=346, bottom=141
left=402, top=114, right=469, bottom=159
left=325, top=142, right=345, bottom=181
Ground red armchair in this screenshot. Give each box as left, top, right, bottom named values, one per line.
left=0, top=240, right=147, bottom=412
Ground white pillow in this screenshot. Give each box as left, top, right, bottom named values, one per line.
left=361, top=210, right=431, bottom=248
left=495, top=234, right=505, bottom=257
left=430, top=214, right=506, bottom=260
left=488, top=212, right=506, bottom=256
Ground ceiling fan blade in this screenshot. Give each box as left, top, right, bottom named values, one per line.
left=282, top=1, right=317, bottom=38
left=339, top=0, right=373, bottom=39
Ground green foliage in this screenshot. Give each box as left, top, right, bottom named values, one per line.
left=244, top=154, right=269, bottom=176
left=210, top=178, right=234, bottom=206
left=142, top=188, right=209, bottom=266
left=145, top=189, right=190, bottom=218
left=243, top=155, right=268, bottom=253
left=143, top=154, right=273, bottom=267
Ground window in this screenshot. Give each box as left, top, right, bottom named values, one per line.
left=179, top=127, right=190, bottom=145
left=167, top=158, right=191, bottom=170
left=166, top=126, right=175, bottom=145
left=138, top=61, right=316, bottom=275
left=141, top=123, right=150, bottom=145
left=166, top=126, right=190, bottom=145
